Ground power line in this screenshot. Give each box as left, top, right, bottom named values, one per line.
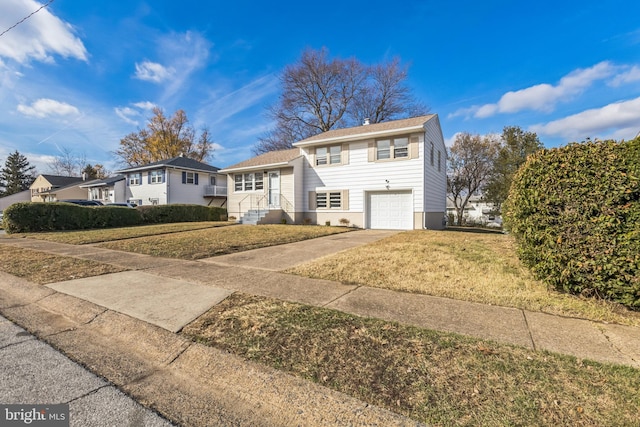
left=0, top=0, right=56, bottom=38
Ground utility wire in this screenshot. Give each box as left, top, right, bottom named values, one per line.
left=0, top=0, right=56, bottom=38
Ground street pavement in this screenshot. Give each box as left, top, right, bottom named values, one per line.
left=0, top=314, right=173, bottom=427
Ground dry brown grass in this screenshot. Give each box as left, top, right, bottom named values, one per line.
left=184, top=293, right=640, bottom=426
left=0, top=244, right=126, bottom=284
left=21, top=222, right=231, bottom=244
left=287, top=230, right=640, bottom=325
left=98, top=224, right=351, bottom=260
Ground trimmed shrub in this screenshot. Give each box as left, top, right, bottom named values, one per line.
left=3, top=202, right=142, bottom=233
left=136, top=204, right=226, bottom=224
left=504, top=138, right=640, bottom=309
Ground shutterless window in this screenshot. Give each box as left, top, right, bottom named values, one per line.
left=234, top=175, right=242, bottom=191
left=329, top=146, right=341, bottom=164
left=394, top=137, right=409, bottom=158
left=243, top=173, right=253, bottom=191
left=376, top=140, right=391, bottom=160
left=254, top=172, right=264, bottom=190
left=316, top=147, right=328, bottom=165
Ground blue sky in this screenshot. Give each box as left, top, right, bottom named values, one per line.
left=1, top=0, right=639, bottom=174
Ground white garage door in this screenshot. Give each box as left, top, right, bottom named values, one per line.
left=367, top=191, right=413, bottom=230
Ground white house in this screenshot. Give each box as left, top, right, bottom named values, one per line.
left=446, top=194, right=502, bottom=226
left=80, top=175, right=126, bottom=204
left=221, top=115, right=447, bottom=230
left=115, top=156, right=227, bottom=207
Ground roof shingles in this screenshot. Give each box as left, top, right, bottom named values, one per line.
left=222, top=148, right=301, bottom=171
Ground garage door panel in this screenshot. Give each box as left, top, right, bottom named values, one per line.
left=367, top=191, right=413, bottom=230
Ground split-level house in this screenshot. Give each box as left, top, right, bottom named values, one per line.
left=115, top=156, right=227, bottom=207
left=30, top=175, right=87, bottom=202
left=221, top=114, right=447, bottom=230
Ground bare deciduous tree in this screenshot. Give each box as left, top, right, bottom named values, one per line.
left=48, top=147, right=86, bottom=177
left=254, top=48, right=427, bottom=154
left=447, top=133, right=500, bottom=226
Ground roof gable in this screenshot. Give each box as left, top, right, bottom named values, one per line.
left=40, top=175, right=84, bottom=187
left=221, top=148, right=301, bottom=172
left=116, top=156, right=220, bottom=173
left=294, top=115, right=435, bottom=146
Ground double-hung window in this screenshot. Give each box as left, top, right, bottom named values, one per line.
left=315, top=145, right=342, bottom=166
left=235, top=172, right=264, bottom=191
left=185, top=172, right=195, bottom=184
left=149, top=170, right=163, bottom=184
left=374, top=135, right=414, bottom=161
left=128, top=173, right=141, bottom=186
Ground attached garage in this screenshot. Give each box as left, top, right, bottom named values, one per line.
left=366, top=190, right=414, bottom=230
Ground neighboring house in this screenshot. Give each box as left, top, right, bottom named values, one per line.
left=221, top=114, right=447, bottom=230
left=446, top=194, right=501, bottom=226
left=30, top=175, right=87, bottom=202
left=0, top=189, right=31, bottom=212
left=115, top=156, right=227, bottom=207
left=80, top=175, right=126, bottom=204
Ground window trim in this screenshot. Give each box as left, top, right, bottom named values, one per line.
left=309, top=190, right=349, bottom=210
left=313, top=144, right=344, bottom=167
left=234, top=172, right=264, bottom=192
left=128, top=173, right=141, bottom=186
left=372, top=134, right=416, bottom=162
left=149, top=170, right=164, bottom=184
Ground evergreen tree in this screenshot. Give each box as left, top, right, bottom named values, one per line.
left=0, top=151, right=36, bottom=196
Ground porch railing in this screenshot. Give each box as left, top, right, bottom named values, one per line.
left=204, top=185, right=227, bottom=196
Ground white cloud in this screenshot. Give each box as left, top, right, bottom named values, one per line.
left=609, top=65, right=640, bottom=87
left=452, top=61, right=615, bottom=119
left=529, top=97, right=640, bottom=140
left=0, top=0, right=87, bottom=64
left=132, top=101, right=156, bottom=110
left=134, top=61, right=175, bottom=83
left=17, top=98, right=80, bottom=118
left=114, top=107, right=140, bottom=125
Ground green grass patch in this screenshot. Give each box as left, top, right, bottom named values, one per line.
left=98, top=224, right=350, bottom=260
left=0, top=244, right=126, bottom=284
left=21, top=221, right=232, bottom=244
left=183, top=293, right=640, bottom=426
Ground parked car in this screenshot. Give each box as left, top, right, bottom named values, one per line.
left=106, top=202, right=137, bottom=208
left=60, top=199, right=104, bottom=206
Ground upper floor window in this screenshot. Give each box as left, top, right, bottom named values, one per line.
left=374, top=135, right=413, bottom=161
left=316, top=145, right=342, bottom=166
left=128, top=173, right=141, bottom=186
left=181, top=171, right=199, bottom=185
left=149, top=170, right=164, bottom=184
left=235, top=172, right=263, bottom=191
left=430, top=142, right=434, bottom=166
left=437, top=150, right=442, bottom=172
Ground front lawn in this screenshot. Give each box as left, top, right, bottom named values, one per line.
left=184, top=293, right=640, bottom=426
left=98, top=225, right=351, bottom=260
left=287, top=230, right=640, bottom=325
left=20, top=221, right=232, bottom=244
left=0, top=245, right=126, bottom=284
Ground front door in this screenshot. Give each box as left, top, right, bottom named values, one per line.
left=268, top=171, right=280, bottom=208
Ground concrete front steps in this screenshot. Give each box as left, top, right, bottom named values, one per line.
left=239, top=209, right=284, bottom=225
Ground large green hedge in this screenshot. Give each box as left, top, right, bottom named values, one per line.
left=137, top=204, right=226, bottom=223
left=3, top=203, right=227, bottom=233
left=503, top=138, right=640, bottom=309
left=3, top=202, right=142, bottom=233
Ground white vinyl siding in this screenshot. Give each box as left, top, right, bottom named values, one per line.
left=422, top=116, right=447, bottom=213
left=304, top=136, right=424, bottom=217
